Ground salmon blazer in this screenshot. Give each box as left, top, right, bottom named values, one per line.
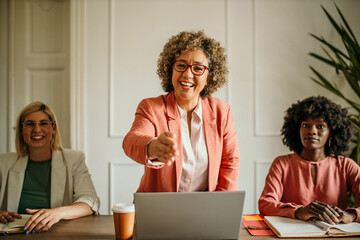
left=123, top=91, right=240, bottom=192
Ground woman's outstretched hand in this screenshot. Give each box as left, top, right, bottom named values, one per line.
left=147, top=132, right=179, bottom=166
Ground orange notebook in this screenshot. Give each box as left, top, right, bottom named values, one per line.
left=242, top=214, right=275, bottom=236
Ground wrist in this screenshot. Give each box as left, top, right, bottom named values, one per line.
left=53, top=207, right=65, bottom=220
left=294, top=207, right=303, bottom=219
left=345, top=210, right=357, bottom=222
left=146, top=138, right=157, bottom=160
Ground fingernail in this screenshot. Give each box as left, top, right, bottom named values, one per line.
left=26, top=231, right=29, bottom=234
left=3, top=219, right=7, bottom=223
left=24, top=227, right=27, bottom=230
left=38, top=230, right=41, bottom=233
left=31, top=230, right=35, bottom=233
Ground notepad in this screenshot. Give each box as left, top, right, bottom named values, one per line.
left=0, top=215, right=31, bottom=235
left=264, top=216, right=360, bottom=238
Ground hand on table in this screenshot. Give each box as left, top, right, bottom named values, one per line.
left=24, top=208, right=62, bottom=234
left=147, top=132, right=179, bottom=166
left=295, top=200, right=340, bottom=225
left=0, top=210, right=21, bottom=223
left=332, top=206, right=356, bottom=224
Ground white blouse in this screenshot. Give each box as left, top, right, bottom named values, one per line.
left=177, top=99, right=209, bottom=192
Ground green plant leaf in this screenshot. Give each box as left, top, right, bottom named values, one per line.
left=310, top=4, right=360, bottom=171
left=322, top=5, right=359, bottom=54
left=334, top=3, right=359, bottom=46
left=309, top=67, right=360, bottom=112
left=309, top=52, right=339, bottom=70
left=309, top=33, right=349, bottom=60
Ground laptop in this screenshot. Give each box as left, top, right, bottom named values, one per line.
left=134, top=191, right=246, bottom=239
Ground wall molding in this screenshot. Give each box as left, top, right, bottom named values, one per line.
left=253, top=0, right=279, bottom=137
left=69, top=0, right=85, bottom=152
left=224, top=0, right=230, bottom=105
left=8, top=0, right=15, bottom=152
left=255, top=160, right=272, bottom=212
left=108, top=0, right=119, bottom=138
left=0, top=0, right=10, bottom=152
left=108, top=161, right=142, bottom=213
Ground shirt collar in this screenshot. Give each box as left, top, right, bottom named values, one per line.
left=176, top=98, right=203, bottom=122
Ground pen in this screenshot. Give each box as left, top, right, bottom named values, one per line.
left=4, top=222, right=8, bottom=233
left=248, top=226, right=270, bottom=230
left=308, top=219, right=325, bottom=230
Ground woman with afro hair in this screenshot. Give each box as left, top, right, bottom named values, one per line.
left=259, top=96, right=360, bottom=224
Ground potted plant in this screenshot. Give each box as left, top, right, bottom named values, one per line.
left=309, top=3, right=360, bottom=166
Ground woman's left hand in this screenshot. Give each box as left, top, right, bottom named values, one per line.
left=24, top=208, right=63, bottom=233
left=332, top=206, right=356, bottom=223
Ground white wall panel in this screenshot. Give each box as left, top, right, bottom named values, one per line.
left=255, top=161, right=272, bottom=211
left=109, top=162, right=143, bottom=213
left=31, top=2, right=64, bottom=53
left=28, top=69, right=69, bottom=139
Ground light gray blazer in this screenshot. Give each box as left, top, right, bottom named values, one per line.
left=0, top=149, right=100, bottom=213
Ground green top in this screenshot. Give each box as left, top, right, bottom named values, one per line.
left=17, top=158, right=51, bottom=214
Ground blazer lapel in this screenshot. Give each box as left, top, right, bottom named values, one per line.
left=7, top=155, right=28, bottom=212
left=201, top=97, right=218, bottom=190
left=50, top=150, right=66, bottom=208
left=165, top=92, right=183, bottom=191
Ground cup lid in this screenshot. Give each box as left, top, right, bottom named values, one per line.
left=112, top=203, right=135, bottom=213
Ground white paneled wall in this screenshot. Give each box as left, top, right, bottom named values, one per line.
left=3, top=0, right=359, bottom=215
left=109, top=162, right=143, bottom=212
left=82, top=0, right=360, bottom=214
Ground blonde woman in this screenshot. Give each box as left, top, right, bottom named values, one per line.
left=0, top=102, right=99, bottom=234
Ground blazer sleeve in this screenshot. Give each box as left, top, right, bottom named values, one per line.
left=258, top=157, right=301, bottom=218
left=216, top=105, right=240, bottom=191
left=123, top=98, right=164, bottom=169
left=71, top=152, right=100, bottom=214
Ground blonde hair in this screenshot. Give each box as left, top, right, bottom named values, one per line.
left=15, top=101, right=62, bottom=156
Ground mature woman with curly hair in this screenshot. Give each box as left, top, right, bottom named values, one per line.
left=123, top=30, right=240, bottom=192
left=259, top=96, right=360, bottom=224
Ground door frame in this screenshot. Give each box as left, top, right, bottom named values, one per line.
left=70, top=0, right=86, bottom=152
left=0, top=0, right=11, bottom=153
left=0, top=0, right=84, bottom=153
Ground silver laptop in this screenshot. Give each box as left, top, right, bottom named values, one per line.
left=134, top=191, right=245, bottom=239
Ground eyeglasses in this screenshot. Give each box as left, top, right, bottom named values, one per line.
left=22, top=120, right=53, bottom=130
left=173, top=61, right=209, bottom=76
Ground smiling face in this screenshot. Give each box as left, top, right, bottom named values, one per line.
left=22, top=111, right=56, bottom=153
left=171, top=49, right=209, bottom=111
left=299, top=116, right=330, bottom=157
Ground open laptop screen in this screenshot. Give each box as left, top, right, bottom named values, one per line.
left=134, top=191, right=245, bottom=240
